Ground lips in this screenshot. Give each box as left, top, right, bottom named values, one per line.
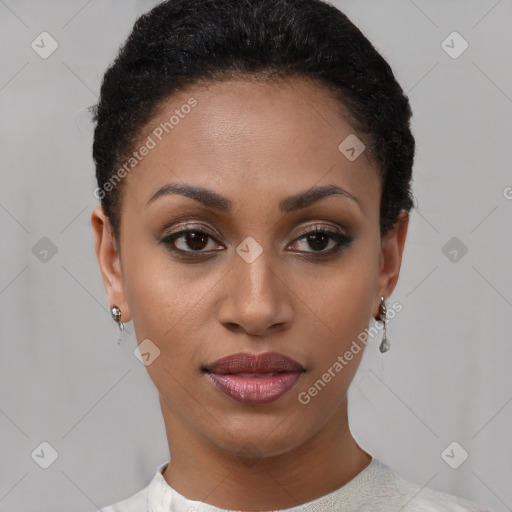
left=203, top=352, right=305, bottom=404
left=204, top=351, right=305, bottom=375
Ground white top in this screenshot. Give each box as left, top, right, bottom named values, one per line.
left=100, top=457, right=492, bottom=512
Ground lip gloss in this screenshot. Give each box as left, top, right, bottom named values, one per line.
left=207, top=372, right=303, bottom=404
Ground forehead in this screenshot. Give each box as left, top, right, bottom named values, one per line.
left=121, top=77, right=380, bottom=216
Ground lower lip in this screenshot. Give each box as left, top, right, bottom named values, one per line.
left=206, top=372, right=303, bottom=404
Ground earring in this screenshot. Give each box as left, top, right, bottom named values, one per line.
left=377, top=296, right=390, bottom=353
left=110, top=304, right=124, bottom=345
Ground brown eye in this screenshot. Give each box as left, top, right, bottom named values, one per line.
left=305, top=231, right=331, bottom=251
left=289, top=226, right=353, bottom=255
left=160, top=225, right=353, bottom=260
left=179, top=231, right=209, bottom=251
left=162, top=229, right=221, bottom=253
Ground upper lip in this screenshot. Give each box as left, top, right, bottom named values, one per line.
left=204, top=351, right=305, bottom=374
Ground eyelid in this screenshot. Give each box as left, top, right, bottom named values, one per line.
left=293, top=222, right=346, bottom=239
left=162, top=220, right=346, bottom=243
left=160, top=222, right=352, bottom=260
left=162, top=222, right=223, bottom=242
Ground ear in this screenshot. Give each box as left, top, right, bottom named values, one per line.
left=373, top=209, right=409, bottom=318
left=91, top=206, right=131, bottom=322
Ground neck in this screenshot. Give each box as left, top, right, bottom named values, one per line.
left=160, top=395, right=372, bottom=510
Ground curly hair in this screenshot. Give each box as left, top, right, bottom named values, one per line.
left=91, top=0, right=415, bottom=243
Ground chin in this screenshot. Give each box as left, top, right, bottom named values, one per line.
left=207, top=418, right=310, bottom=460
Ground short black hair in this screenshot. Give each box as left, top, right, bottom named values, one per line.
left=91, top=0, right=415, bottom=243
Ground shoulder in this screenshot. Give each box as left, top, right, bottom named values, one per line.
left=99, top=486, right=148, bottom=512
left=380, top=461, right=493, bottom=512
left=99, top=461, right=168, bottom=512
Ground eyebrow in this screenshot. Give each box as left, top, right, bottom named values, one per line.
left=145, top=182, right=362, bottom=213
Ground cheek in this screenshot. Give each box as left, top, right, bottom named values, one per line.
left=297, top=246, right=380, bottom=405
left=305, top=253, right=379, bottom=342
left=329, top=274, right=376, bottom=339
left=122, top=244, right=219, bottom=382
left=122, top=238, right=186, bottom=331
left=295, top=274, right=375, bottom=410
left=302, top=279, right=373, bottom=390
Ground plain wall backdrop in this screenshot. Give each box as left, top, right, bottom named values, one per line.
left=0, top=0, right=511, bottom=511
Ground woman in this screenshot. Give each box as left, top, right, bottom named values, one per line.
left=90, top=0, right=492, bottom=510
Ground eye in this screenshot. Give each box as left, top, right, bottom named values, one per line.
left=288, top=226, right=353, bottom=255
left=161, top=227, right=222, bottom=255
left=160, top=224, right=353, bottom=259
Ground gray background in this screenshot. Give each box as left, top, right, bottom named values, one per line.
left=0, top=0, right=511, bottom=511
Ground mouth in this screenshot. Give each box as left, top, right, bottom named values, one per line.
left=203, top=351, right=305, bottom=374
left=202, top=352, right=305, bottom=404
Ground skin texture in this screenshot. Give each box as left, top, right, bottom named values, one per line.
left=91, top=77, right=409, bottom=510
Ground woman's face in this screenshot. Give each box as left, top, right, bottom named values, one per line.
left=92, top=77, right=408, bottom=460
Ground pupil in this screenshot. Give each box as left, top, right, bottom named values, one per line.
left=309, top=233, right=328, bottom=251
left=187, top=232, right=208, bottom=250
left=183, top=232, right=331, bottom=252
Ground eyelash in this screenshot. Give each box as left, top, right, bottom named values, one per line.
left=160, top=224, right=353, bottom=260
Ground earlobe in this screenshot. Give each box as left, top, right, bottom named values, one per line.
left=90, top=206, right=131, bottom=322
left=374, top=210, right=409, bottom=315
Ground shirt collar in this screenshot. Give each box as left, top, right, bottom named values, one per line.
left=147, top=458, right=381, bottom=511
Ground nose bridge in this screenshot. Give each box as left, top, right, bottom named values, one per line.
left=218, top=233, right=292, bottom=334
left=234, top=235, right=279, bottom=303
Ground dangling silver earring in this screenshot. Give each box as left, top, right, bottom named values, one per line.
left=110, top=304, right=124, bottom=345
left=377, top=296, right=390, bottom=353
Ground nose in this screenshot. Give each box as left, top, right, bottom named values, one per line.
left=217, top=242, right=293, bottom=336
